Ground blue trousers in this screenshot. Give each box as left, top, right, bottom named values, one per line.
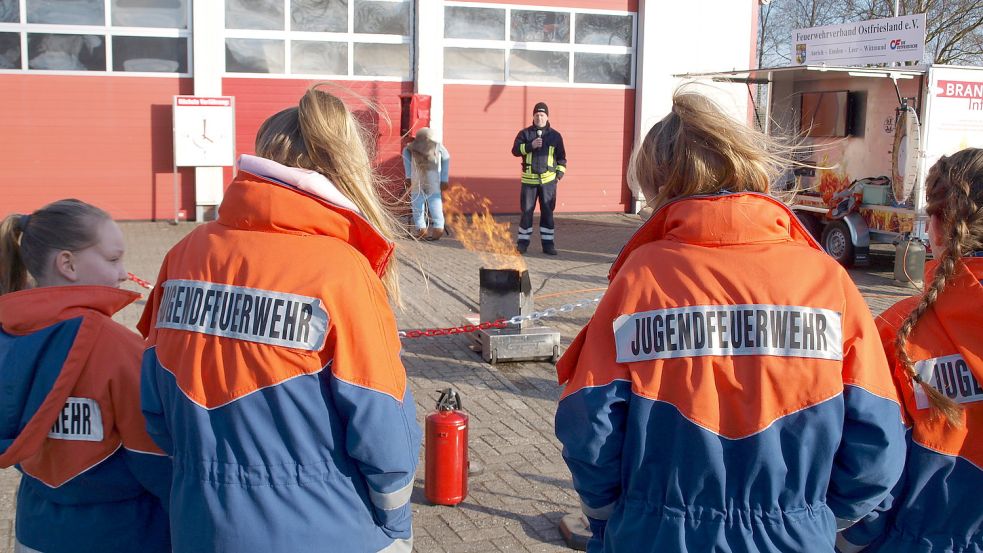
left=411, top=191, right=444, bottom=230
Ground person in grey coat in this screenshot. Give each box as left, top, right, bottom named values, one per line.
left=402, top=128, right=450, bottom=241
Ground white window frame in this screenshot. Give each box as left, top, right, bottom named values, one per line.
left=443, top=1, right=636, bottom=89
left=0, top=0, right=193, bottom=77
left=224, top=0, right=413, bottom=81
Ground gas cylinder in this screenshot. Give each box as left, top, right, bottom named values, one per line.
left=425, top=388, right=469, bottom=506
left=895, top=235, right=926, bottom=285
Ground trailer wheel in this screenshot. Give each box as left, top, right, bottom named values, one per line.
left=822, top=221, right=855, bottom=267
left=794, top=212, right=822, bottom=240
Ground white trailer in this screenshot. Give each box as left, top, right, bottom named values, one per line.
left=679, top=64, right=983, bottom=267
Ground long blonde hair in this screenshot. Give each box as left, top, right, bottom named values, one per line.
left=255, top=83, right=402, bottom=305
left=0, top=199, right=110, bottom=295
left=629, top=90, right=793, bottom=210
left=894, top=148, right=983, bottom=426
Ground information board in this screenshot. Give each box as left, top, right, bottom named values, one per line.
left=173, top=96, right=235, bottom=167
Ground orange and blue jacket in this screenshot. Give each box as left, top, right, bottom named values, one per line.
left=555, top=192, right=907, bottom=553
left=838, top=258, right=983, bottom=553
left=0, top=286, right=170, bottom=553
left=139, top=155, right=422, bottom=553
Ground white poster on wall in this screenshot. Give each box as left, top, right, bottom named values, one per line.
left=792, top=14, right=926, bottom=67
left=173, top=96, right=235, bottom=167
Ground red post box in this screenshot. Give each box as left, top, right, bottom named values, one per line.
left=424, top=388, right=468, bottom=506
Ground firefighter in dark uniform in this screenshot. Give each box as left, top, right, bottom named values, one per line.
left=511, top=102, right=567, bottom=255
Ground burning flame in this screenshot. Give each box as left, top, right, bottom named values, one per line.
left=443, top=184, right=526, bottom=271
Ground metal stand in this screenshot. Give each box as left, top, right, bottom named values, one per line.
left=463, top=314, right=561, bottom=365
left=476, top=326, right=560, bottom=364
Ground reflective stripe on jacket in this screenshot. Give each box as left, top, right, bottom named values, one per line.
left=838, top=258, right=983, bottom=553
left=512, top=124, right=567, bottom=185
left=139, top=156, right=422, bottom=553
left=0, top=287, right=171, bottom=553
left=556, top=192, right=906, bottom=553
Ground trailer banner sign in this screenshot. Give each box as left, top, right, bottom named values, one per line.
left=936, top=81, right=983, bottom=110
left=792, top=14, right=926, bottom=66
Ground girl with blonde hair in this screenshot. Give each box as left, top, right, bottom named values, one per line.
left=0, top=199, right=170, bottom=553
left=838, top=148, right=983, bottom=553
left=139, top=84, right=420, bottom=553
left=555, top=91, right=906, bottom=552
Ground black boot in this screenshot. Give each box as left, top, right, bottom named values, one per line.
left=543, top=242, right=557, bottom=255
left=517, top=240, right=529, bottom=254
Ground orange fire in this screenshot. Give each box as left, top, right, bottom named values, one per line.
left=443, top=184, right=526, bottom=271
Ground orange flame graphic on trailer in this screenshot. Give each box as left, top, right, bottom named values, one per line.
left=443, top=184, right=526, bottom=271
left=817, top=167, right=851, bottom=207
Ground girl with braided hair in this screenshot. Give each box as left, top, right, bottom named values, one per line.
left=837, top=147, right=983, bottom=553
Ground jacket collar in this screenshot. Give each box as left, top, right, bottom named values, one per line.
left=0, top=286, right=138, bottom=334
left=220, top=155, right=394, bottom=276
left=609, top=192, right=822, bottom=280
left=921, top=257, right=983, bottom=375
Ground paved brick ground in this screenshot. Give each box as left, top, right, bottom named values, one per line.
left=0, top=214, right=919, bottom=552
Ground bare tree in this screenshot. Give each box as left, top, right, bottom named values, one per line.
left=757, top=0, right=983, bottom=66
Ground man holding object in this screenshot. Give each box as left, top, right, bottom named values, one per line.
left=511, top=102, right=567, bottom=255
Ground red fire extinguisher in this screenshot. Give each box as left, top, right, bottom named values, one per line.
left=425, top=388, right=469, bottom=506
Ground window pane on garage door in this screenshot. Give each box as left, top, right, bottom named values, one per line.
left=444, top=47, right=504, bottom=80
left=574, top=52, right=630, bottom=85
left=445, top=6, right=504, bottom=40
left=509, top=49, right=567, bottom=82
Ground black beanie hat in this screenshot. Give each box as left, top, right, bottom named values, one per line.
left=533, top=102, right=549, bottom=116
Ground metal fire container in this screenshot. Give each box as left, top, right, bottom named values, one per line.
left=479, top=268, right=534, bottom=330
left=475, top=267, right=561, bottom=364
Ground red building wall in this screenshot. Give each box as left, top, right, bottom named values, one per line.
left=444, top=85, right=635, bottom=213
left=0, top=75, right=194, bottom=220
left=222, top=78, right=413, bottom=197
left=0, top=76, right=408, bottom=221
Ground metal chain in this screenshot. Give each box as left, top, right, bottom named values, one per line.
left=504, top=295, right=603, bottom=326
left=399, top=294, right=604, bottom=339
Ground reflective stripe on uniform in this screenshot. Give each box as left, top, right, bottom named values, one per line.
left=521, top=171, right=557, bottom=185
left=369, top=481, right=414, bottom=511
left=581, top=499, right=617, bottom=521
left=836, top=517, right=858, bottom=531
left=517, top=227, right=533, bottom=239
left=547, top=146, right=555, bottom=168
left=377, top=535, right=413, bottom=553
left=519, top=143, right=527, bottom=155
left=540, top=227, right=555, bottom=241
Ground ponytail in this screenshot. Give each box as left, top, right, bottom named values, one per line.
left=0, top=199, right=110, bottom=296
left=0, top=214, right=31, bottom=295
left=256, top=83, right=404, bottom=305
